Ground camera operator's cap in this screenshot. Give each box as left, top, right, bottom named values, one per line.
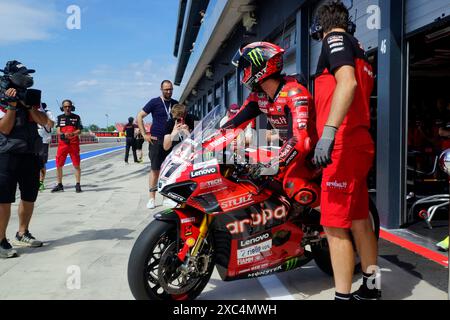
left=0, top=60, right=35, bottom=74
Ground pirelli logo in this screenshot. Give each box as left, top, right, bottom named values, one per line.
left=248, top=48, right=264, bottom=67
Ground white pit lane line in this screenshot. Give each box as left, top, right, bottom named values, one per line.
left=257, top=275, right=295, bottom=300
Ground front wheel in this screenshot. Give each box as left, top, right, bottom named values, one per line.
left=127, top=219, right=215, bottom=300
left=312, top=198, right=380, bottom=276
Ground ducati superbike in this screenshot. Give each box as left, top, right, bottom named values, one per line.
left=127, top=105, right=380, bottom=300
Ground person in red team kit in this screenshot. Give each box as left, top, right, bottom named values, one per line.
left=310, top=1, right=379, bottom=300
left=52, top=99, right=83, bottom=193
left=222, top=41, right=321, bottom=209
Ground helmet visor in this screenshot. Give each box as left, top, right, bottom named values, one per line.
left=231, top=49, right=251, bottom=70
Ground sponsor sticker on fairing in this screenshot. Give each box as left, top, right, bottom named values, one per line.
left=226, top=205, right=288, bottom=234
left=247, top=265, right=282, bottom=278
left=238, top=232, right=271, bottom=248
left=237, top=255, right=263, bottom=266
left=199, top=178, right=223, bottom=189
left=193, top=159, right=219, bottom=170
left=190, top=166, right=218, bottom=178
left=181, top=217, right=196, bottom=224
left=237, top=239, right=272, bottom=259
left=220, top=194, right=253, bottom=210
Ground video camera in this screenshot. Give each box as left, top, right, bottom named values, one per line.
left=0, top=60, right=41, bottom=108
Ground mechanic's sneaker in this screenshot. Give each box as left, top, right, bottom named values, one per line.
left=13, top=231, right=43, bottom=248
left=436, top=236, right=449, bottom=252
left=163, top=198, right=177, bottom=208
left=75, top=183, right=83, bottom=193
left=39, top=181, right=45, bottom=192
left=146, top=198, right=156, bottom=209
left=0, top=239, right=18, bottom=259
left=51, top=183, right=64, bottom=193
left=351, top=285, right=381, bottom=300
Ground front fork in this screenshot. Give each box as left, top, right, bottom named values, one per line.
left=177, top=214, right=211, bottom=262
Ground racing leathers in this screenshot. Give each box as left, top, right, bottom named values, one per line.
left=222, top=76, right=321, bottom=207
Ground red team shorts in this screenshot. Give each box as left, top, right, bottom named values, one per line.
left=56, top=143, right=81, bottom=168
left=320, top=144, right=374, bottom=229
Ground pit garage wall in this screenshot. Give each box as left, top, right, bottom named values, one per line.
left=405, top=0, right=450, bottom=35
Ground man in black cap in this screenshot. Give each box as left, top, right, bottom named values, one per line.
left=0, top=61, right=49, bottom=258
left=123, top=116, right=138, bottom=164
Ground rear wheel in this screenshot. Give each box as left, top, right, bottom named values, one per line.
left=312, top=198, right=380, bottom=276
left=127, top=219, right=215, bottom=300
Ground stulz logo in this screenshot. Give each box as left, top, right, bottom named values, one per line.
left=190, top=167, right=217, bottom=178
left=239, top=232, right=270, bottom=248
left=221, top=194, right=253, bottom=210
left=226, top=205, right=288, bottom=234
left=247, top=265, right=282, bottom=278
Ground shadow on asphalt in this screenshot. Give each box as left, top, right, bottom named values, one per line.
left=15, top=228, right=134, bottom=255
left=200, top=265, right=335, bottom=300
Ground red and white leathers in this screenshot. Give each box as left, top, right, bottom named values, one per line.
left=222, top=76, right=321, bottom=207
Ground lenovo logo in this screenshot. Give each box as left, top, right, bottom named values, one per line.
left=190, top=167, right=218, bottom=178
left=239, top=232, right=270, bottom=248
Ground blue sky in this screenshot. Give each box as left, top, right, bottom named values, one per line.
left=0, top=0, right=181, bottom=128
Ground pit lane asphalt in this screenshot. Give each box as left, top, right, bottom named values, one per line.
left=0, top=141, right=447, bottom=300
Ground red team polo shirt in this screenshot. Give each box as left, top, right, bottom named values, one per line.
left=314, top=32, right=374, bottom=149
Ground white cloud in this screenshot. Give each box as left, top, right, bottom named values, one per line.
left=75, top=79, right=99, bottom=88
left=0, top=1, right=59, bottom=44
left=63, top=59, right=179, bottom=126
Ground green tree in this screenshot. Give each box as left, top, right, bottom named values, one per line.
left=89, top=124, right=100, bottom=132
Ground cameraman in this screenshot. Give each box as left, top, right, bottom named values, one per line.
left=51, top=100, right=83, bottom=193
left=0, top=61, right=48, bottom=258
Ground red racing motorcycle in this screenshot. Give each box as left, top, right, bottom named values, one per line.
left=127, top=106, right=379, bottom=300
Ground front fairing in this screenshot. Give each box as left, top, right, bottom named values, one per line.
left=158, top=105, right=228, bottom=193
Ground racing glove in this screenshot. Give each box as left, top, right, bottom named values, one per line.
left=313, top=125, right=337, bottom=168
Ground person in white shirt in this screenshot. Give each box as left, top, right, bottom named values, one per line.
left=37, top=103, right=55, bottom=191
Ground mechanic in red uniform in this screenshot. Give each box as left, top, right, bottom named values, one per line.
left=222, top=42, right=320, bottom=208
left=310, top=1, right=379, bottom=300
left=52, top=99, right=83, bottom=193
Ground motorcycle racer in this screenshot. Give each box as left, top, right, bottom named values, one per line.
left=222, top=42, right=320, bottom=207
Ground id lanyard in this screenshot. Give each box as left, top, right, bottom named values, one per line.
left=160, top=97, right=172, bottom=120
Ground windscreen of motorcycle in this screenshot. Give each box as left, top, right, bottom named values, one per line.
left=158, top=105, right=228, bottom=191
